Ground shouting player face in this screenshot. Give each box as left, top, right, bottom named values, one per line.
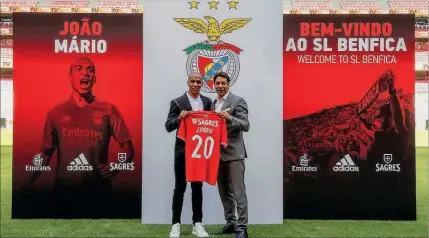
left=69, top=58, right=96, bottom=95
left=187, top=72, right=203, bottom=96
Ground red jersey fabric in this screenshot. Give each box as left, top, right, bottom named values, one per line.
left=177, top=111, right=228, bottom=185
left=42, top=97, right=131, bottom=188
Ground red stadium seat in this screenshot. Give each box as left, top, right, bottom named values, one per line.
left=1, top=0, right=39, bottom=7
left=290, top=0, right=332, bottom=10
left=416, top=42, right=429, bottom=52
left=96, top=0, right=139, bottom=8
left=388, top=0, right=428, bottom=10
left=45, top=0, right=89, bottom=8
left=339, top=1, right=381, bottom=10
left=0, top=22, right=13, bottom=36
left=0, top=39, right=13, bottom=49
left=0, top=75, right=12, bottom=81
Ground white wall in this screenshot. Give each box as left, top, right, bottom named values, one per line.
left=142, top=0, right=284, bottom=224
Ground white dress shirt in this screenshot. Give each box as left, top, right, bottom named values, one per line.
left=186, top=92, right=204, bottom=111
left=215, top=91, right=230, bottom=113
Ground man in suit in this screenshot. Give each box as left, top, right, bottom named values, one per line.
left=165, top=72, right=212, bottom=238
left=212, top=71, right=250, bottom=238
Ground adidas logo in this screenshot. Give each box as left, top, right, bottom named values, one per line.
left=333, top=154, right=359, bottom=172
left=67, top=153, right=93, bottom=171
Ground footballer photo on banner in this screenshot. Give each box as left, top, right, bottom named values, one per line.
left=12, top=13, right=143, bottom=219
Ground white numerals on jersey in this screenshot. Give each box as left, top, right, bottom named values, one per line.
left=191, top=135, right=214, bottom=159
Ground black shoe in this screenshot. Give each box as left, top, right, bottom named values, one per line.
left=235, top=230, right=248, bottom=238
left=214, top=224, right=236, bottom=235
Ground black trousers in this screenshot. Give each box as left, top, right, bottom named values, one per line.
left=172, top=156, right=203, bottom=224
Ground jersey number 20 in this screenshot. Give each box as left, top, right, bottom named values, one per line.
left=191, top=135, right=214, bottom=159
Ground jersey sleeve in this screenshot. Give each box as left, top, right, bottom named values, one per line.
left=177, top=118, right=186, bottom=141
left=221, top=118, right=228, bottom=148
left=110, top=104, right=132, bottom=144
left=41, top=111, right=59, bottom=156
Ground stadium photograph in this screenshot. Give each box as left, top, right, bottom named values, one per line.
left=1, top=0, right=428, bottom=237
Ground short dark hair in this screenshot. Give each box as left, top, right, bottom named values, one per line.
left=213, top=71, right=230, bottom=84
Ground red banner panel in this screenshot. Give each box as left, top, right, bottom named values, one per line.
left=283, top=14, right=416, bottom=220
left=12, top=13, right=143, bottom=219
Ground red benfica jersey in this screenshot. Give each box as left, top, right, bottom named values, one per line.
left=177, top=111, right=228, bottom=185
left=42, top=97, right=131, bottom=188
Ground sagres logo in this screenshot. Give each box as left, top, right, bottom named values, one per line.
left=25, top=153, right=51, bottom=172
left=174, top=1, right=251, bottom=93
left=375, top=153, right=400, bottom=172
left=292, top=153, right=318, bottom=172
left=110, top=153, right=135, bottom=171
left=333, top=154, right=359, bottom=172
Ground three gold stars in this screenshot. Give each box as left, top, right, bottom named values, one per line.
left=187, top=0, right=239, bottom=10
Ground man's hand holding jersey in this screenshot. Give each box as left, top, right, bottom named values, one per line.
left=178, top=110, right=189, bottom=120
left=218, top=111, right=232, bottom=121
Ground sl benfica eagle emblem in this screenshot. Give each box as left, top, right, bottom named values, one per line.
left=174, top=16, right=251, bottom=93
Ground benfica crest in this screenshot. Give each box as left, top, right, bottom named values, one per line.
left=174, top=16, right=251, bottom=93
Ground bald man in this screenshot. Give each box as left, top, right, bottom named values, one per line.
left=165, top=72, right=212, bottom=237
left=25, top=57, right=135, bottom=218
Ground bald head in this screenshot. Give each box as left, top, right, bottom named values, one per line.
left=70, top=57, right=95, bottom=75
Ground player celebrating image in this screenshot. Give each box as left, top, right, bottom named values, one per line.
left=24, top=57, right=135, bottom=218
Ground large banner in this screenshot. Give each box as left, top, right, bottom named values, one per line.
left=12, top=13, right=143, bottom=219
left=142, top=0, right=283, bottom=224
left=283, top=14, right=416, bottom=220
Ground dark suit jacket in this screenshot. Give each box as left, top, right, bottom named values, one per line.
left=211, top=92, right=249, bottom=161
left=165, top=93, right=212, bottom=163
